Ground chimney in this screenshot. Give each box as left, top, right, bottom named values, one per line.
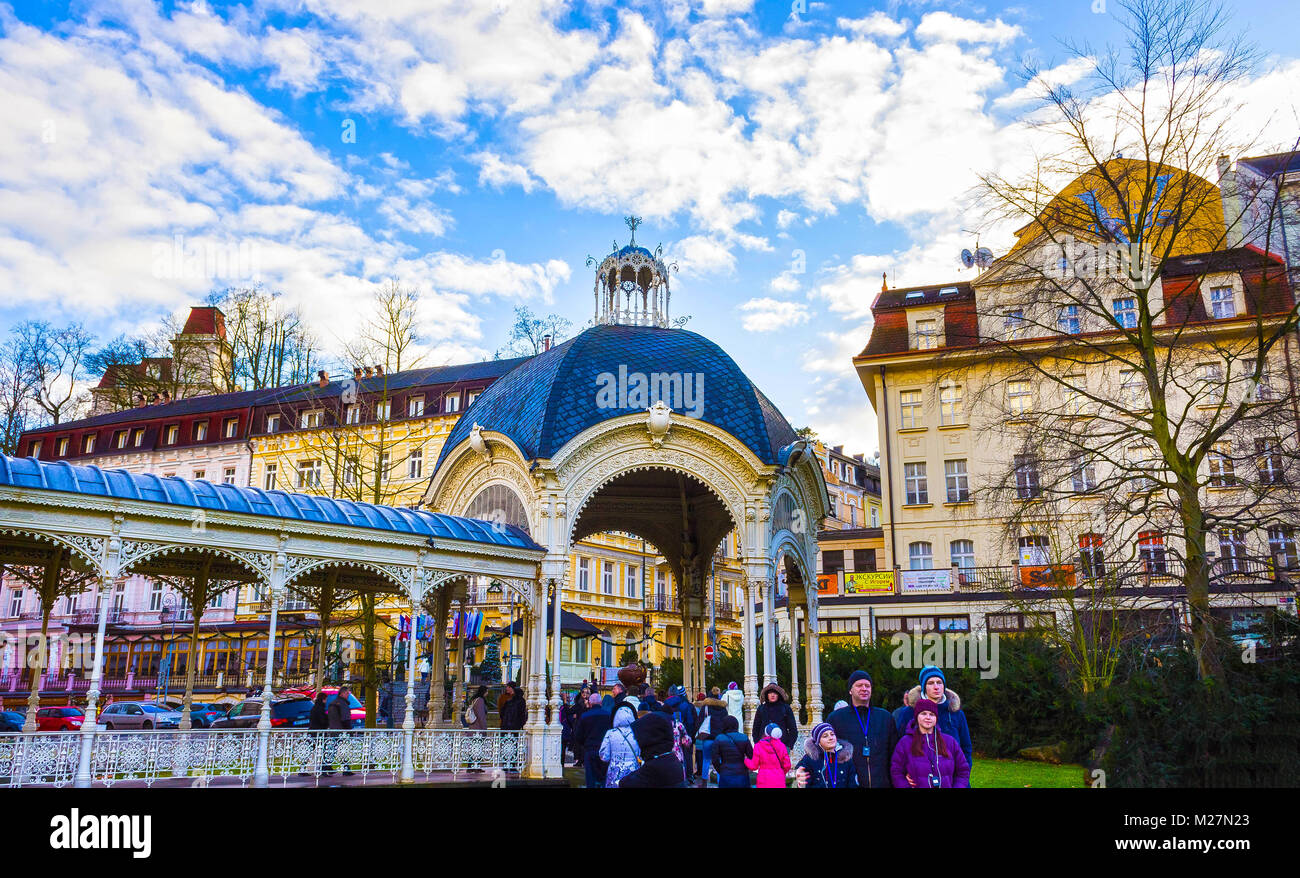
left=317, top=370, right=329, bottom=388
left=160, top=390, right=171, bottom=403
left=543, top=334, right=552, bottom=352
left=353, top=367, right=363, bottom=380
left=374, top=364, right=384, bottom=376
left=151, top=392, right=161, bottom=405
left=364, top=367, right=374, bottom=378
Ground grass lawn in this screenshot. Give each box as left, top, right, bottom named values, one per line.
left=973, top=758, right=1087, bottom=788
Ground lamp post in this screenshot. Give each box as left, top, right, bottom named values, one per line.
left=157, top=594, right=177, bottom=704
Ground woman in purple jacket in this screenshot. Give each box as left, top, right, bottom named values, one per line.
left=890, top=699, right=971, bottom=788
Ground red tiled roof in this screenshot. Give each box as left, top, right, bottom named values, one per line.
left=182, top=306, right=226, bottom=338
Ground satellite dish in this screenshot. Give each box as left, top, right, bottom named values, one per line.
left=975, top=247, right=995, bottom=268
left=960, top=249, right=975, bottom=268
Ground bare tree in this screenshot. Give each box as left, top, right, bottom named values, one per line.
left=214, top=286, right=319, bottom=390
left=495, top=306, right=572, bottom=358
left=15, top=321, right=94, bottom=424
left=961, top=0, right=1298, bottom=683
left=0, top=335, right=37, bottom=454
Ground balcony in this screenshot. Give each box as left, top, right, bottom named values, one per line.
left=70, top=608, right=123, bottom=626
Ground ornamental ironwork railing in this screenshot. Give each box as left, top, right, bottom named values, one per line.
left=0, top=727, right=529, bottom=788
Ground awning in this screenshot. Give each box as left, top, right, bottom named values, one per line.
left=497, top=602, right=600, bottom=638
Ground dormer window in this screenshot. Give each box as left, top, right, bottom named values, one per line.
left=444, top=393, right=461, bottom=413
left=28, top=439, right=41, bottom=458
left=300, top=410, right=324, bottom=429
left=266, top=414, right=281, bottom=433
left=223, top=417, right=238, bottom=438
left=194, top=421, right=208, bottom=441
left=56, top=437, right=69, bottom=456
left=408, top=396, right=425, bottom=418
left=115, top=430, right=127, bottom=449
left=165, top=425, right=179, bottom=445
left=81, top=434, right=95, bottom=454
left=467, top=390, right=480, bottom=407
left=1210, top=286, right=1236, bottom=319
left=914, top=319, right=939, bottom=350
left=905, top=291, right=925, bottom=303
left=132, top=428, right=144, bottom=447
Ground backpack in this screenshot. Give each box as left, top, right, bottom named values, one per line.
left=462, top=699, right=477, bottom=726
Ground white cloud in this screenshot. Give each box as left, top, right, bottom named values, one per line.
left=837, top=13, right=908, bottom=39
left=993, top=57, right=1095, bottom=109
left=473, top=151, right=538, bottom=193
left=737, top=297, right=810, bottom=332
left=915, top=12, right=1023, bottom=46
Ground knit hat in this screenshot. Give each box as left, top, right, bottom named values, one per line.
left=847, top=669, right=873, bottom=692
left=764, top=722, right=782, bottom=740
left=810, top=722, right=836, bottom=747
left=695, top=692, right=705, bottom=701
left=727, top=681, right=738, bottom=690
left=913, top=698, right=940, bottom=717
left=919, top=665, right=946, bottom=688
left=832, top=700, right=848, bottom=712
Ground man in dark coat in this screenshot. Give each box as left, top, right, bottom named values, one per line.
left=662, top=685, right=697, bottom=783
left=826, top=670, right=897, bottom=788
left=620, top=713, right=687, bottom=788
left=326, top=686, right=355, bottom=776
left=499, top=681, right=527, bottom=731
left=574, top=693, right=611, bottom=788
left=751, top=683, right=798, bottom=745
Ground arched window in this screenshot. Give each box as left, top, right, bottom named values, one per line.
left=909, top=541, right=933, bottom=570
left=773, top=493, right=796, bottom=534
left=464, top=485, right=530, bottom=535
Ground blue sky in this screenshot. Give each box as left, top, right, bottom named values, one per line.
left=2, top=0, right=1298, bottom=458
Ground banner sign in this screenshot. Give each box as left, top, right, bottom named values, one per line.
left=1018, top=564, right=1077, bottom=589
left=817, top=573, right=838, bottom=595
left=845, top=571, right=896, bottom=594
left=898, top=569, right=952, bottom=593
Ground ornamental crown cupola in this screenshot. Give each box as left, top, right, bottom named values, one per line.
left=588, top=216, right=677, bottom=327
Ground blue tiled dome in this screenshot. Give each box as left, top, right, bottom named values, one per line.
left=438, top=324, right=798, bottom=467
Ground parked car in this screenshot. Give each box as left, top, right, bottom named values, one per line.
left=186, top=703, right=227, bottom=728
left=280, top=686, right=365, bottom=728
left=209, top=697, right=318, bottom=729
left=97, top=701, right=184, bottom=730
left=0, top=710, right=24, bottom=732
left=35, top=706, right=84, bottom=731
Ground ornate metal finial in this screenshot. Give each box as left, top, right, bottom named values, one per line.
left=625, top=215, right=642, bottom=245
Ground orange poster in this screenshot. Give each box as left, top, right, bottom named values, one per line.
left=1019, top=564, right=1077, bottom=589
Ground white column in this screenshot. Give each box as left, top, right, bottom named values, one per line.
left=525, top=581, right=549, bottom=777
left=253, top=552, right=284, bottom=789
left=73, top=572, right=115, bottom=789
left=763, top=580, right=776, bottom=685
left=400, top=587, right=419, bottom=784
left=788, top=603, right=801, bottom=727
left=805, top=595, right=824, bottom=725
left=549, top=580, right=563, bottom=722
left=742, top=580, right=758, bottom=733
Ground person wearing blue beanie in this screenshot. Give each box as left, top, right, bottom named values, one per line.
left=826, top=668, right=898, bottom=787
left=893, top=665, right=973, bottom=771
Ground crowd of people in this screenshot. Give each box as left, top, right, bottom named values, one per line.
left=550, top=664, right=973, bottom=788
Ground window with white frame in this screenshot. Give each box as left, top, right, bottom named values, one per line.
left=1210, top=286, right=1236, bottom=319
left=296, top=459, right=322, bottom=489
left=1064, top=373, right=1088, bottom=414
left=939, top=384, right=963, bottom=426
left=1120, top=368, right=1145, bottom=404
left=1007, top=380, right=1032, bottom=416
left=467, top=390, right=480, bottom=407
left=1244, top=357, right=1274, bottom=400
left=342, top=456, right=358, bottom=486
left=1218, top=528, right=1246, bottom=573
left=194, top=421, right=208, bottom=441
left=114, top=430, right=126, bottom=449
left=904, top=462, right=928, bottom=505
left=1014, top=454, right=1041, bottom=499
left=1268, top=526, right=1298, bottom=568
left=408, top=396, right=424, bottom=417
left=914, top=319, right=939, bottom=350
left=165, top=425, right=179, bottom=445
left=345, top=405, right=361, bottom=425
left=1018, top=535, right=1050, bottom=566
left=193, top=469, right=206, bottom=480
left=578, top=558, right=590, bottom=591
left=132, top=428, right=144, bottom=447
left=375, top=400, right=391, bottom=421
left=1198, top=361, right=1223, bottom=385
left=1071, top=453, right=1097, bottom=493
left=56, top=437, right=68, bottom=456
left=150, top=582, right=163, bottom=613
left=945, top=459, right=969, bottom=502
left=602, top=561, right=614, bottom=594
left=1004, top=309, right=1026, bottom=337
left=1057, top=305, right=1081, bottom=334
left=625, top=565, right=638, bottom=598
left=1112, top=297, right=1138, bottom=329
left=379, top=451, right=391, bottom=482
left=1138, top=531, right=1167, bottom=573
left=266, top=414, right=280, bottom=432
left=909, top=541, right=933, bottom=570
left=224, top=418, right=238, bottom=438
left=1079, top=534, right=1105, bottom=578
left=1129, top=445, right=1155, bottom=491
left=29, top=439, right=42, bottom=457
left=900, top=390, right=923, bottom=429
left=263, top=464, right=277, bottom=491
left=9, top=588, right=23, bottom=617
left=222, top=467, right=236, bottom=485
left=1256, top=438, right=1285, bottom=485
left=870, top=506, right=879, bottom=527
left=1208, top=442, right=1236, bottom=487
left=301, top=410, right=323, bottom=429
left=444, top=393, right=461, bottom=413
left=408, top=450, right=423, bottom=480
left=950, top=539, right=975, bottom=570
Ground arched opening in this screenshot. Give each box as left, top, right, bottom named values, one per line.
left=464, top=483, right=531, bottom=535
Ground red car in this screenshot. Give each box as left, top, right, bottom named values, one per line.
left=279, top=686, right=366, bottom=727
left=35, top=706, right=84, bottom=731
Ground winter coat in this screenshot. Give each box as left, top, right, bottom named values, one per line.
left=466, top=696, right=488, bottom=730
left=890, top=719, right=970, bottom=789
left=723, top=687, right=745, bottom=725
left=795, top=736, right=859, bottom=789
left=598, top=704, right=642, bottom=787
left=745, top=735, right=791, bottom=788
left=576, top=705, right=613, bottom=753
left=500, top=691, right=527, bottom=731
left=699, top=697, right=728, bottom=737
left=663, top=694, right=697, bottom=737
left=751, top=684, right=798, bottom=746
left=326, top=696, right=352, bottom=730
left=309, top=700, right=329, bottom=730
left=620, top=714, right=687, bottom=789
left=710, top=726, right=754, bottom=785
left=826, top=702, right=898, bottom=788
left=893, top=687, right=973, bottom=769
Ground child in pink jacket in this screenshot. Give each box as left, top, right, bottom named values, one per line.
left=746, top=722, right=792, bottom=788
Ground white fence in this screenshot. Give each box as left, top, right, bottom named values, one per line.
left=0, top=728, right=529, bottom=788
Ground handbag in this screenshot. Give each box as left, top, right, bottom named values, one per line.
left=462, top=700, right=477, bottom=726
